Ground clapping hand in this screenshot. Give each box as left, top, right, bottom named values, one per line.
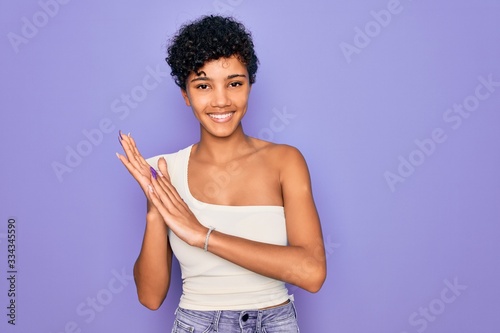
left=116, top=131, right=207, bottom=248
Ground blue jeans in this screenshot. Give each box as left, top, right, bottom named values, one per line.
left=171, top=300, right=300, bottom=333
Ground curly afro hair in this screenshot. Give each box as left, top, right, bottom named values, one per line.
left=166, top=15, right=259, bottom=90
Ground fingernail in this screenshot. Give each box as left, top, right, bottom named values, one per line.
left=147, top=184, right=153, bottom=193
left=118, top=130, right=123, bottom=140
left=157, top=170, right=164, bottom=178
left=150, top=166, right=157, bottom=180
left=115, top=152, right=120, bottom=159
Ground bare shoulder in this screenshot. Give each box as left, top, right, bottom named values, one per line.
left=274, top=144, right=310, bottom=183
left=263, top=140, right=306, bottom=161
left=272, top=144, right=305, bottom=162
left=250, top=138, right=309, bottom=176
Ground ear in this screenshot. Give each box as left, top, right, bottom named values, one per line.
left=181, top=88, right=191, bottom=106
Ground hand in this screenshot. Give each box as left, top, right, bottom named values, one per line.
left=116, top=131, right=206, bottom=247
left=116, top=131, right=155, bottom=198
left=147, top=158, right=208, bottom=248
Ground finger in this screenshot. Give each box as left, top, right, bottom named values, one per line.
left=121, top=134, right=150, bottom=173
left=151, top=166, right=170, bottom=194
left=153, top=173, right=191, bottom=213
left=116, top=152, right=150, bottom=187
left=147, top=184, right=175, bottom=224
left=129, top=137, right=155, bottom=173
left=155, top=157, right=182, bottom=205
left=116, top=151, right=147, bottom=179
left=119, top=135, right=141, bottom=166
left=157, top=157, right=171, bottom=182
left=118, top=130, right=124, bottom=146
left=123, top=136, right=144, bottom=167
left=154, top=171, right=190, bottom=211
left=150, top=176, right=181, bottom=214
left=129, top=136, right=145, bottom=164
left=116, top=150, right=136, bottom=174
left=150, top=173, right=175, bottom=203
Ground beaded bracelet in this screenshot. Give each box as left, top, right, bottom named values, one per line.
left=204, top=226, right=216, bottom=252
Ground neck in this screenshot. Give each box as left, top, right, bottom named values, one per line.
left=194, top=124, right=255, bottom=164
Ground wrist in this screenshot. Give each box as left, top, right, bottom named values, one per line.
left=203, top=226, right=216, bottom=252
left=145, top=212, right=165, bottom=228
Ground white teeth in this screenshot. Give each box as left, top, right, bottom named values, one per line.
left=209, top=112, right=233, bottom=119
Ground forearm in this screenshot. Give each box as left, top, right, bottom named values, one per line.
left=134, top=212, right=172, bottom=310
left=207, top=230, right=326, bottom=293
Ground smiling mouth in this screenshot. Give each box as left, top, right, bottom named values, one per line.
left=208, top=112, right=235, bottom=121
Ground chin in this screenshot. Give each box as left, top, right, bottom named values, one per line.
left=211, top=131, right=235, bottom=138
left=203, top=123, right=242, bottom=139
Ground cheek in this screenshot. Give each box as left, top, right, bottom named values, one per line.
left=191, top=100, right=211, bottom=116
left=232, top=88, right=250, bottom=103
left=235, top=94, right=249, bottom=108
left=186, top=94, right=206, bottom=111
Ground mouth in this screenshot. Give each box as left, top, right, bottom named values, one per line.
left=207, top=111, right=235, bottom=123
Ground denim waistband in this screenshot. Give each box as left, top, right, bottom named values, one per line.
left=173, top=296, right=299, bottom=332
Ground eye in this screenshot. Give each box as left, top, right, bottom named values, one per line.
left=196, top=84, right=209, bottom=90
left=229, top=81, right=243, bottom=88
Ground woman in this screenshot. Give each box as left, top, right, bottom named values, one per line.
left=117, top=15, right=326, bottom=333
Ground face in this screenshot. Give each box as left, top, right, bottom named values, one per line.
left=181, top=56, right=251, bottom=138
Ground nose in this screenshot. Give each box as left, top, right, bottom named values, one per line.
left=211, top=86, right=231, bottom=108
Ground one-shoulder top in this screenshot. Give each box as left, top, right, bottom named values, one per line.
left=146, top=145, right=289, bottom=310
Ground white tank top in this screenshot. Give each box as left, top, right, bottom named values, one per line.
left=147, top=145, right=290, bottom=310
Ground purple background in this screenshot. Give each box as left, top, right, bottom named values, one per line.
left=2, top=0, right=500, bottom=332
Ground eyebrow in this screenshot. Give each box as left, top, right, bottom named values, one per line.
left=227, top=74, right=247, bottom=79
left=190, top=73, right=247, bottom=82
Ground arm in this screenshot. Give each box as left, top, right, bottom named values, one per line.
left=206, top=146, right=326, bottom=292
left=133, top=201, right=173, bottom=310
left=116, top=132, right=173, bottom=310
left=147, top=144, right=326, bottom=293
